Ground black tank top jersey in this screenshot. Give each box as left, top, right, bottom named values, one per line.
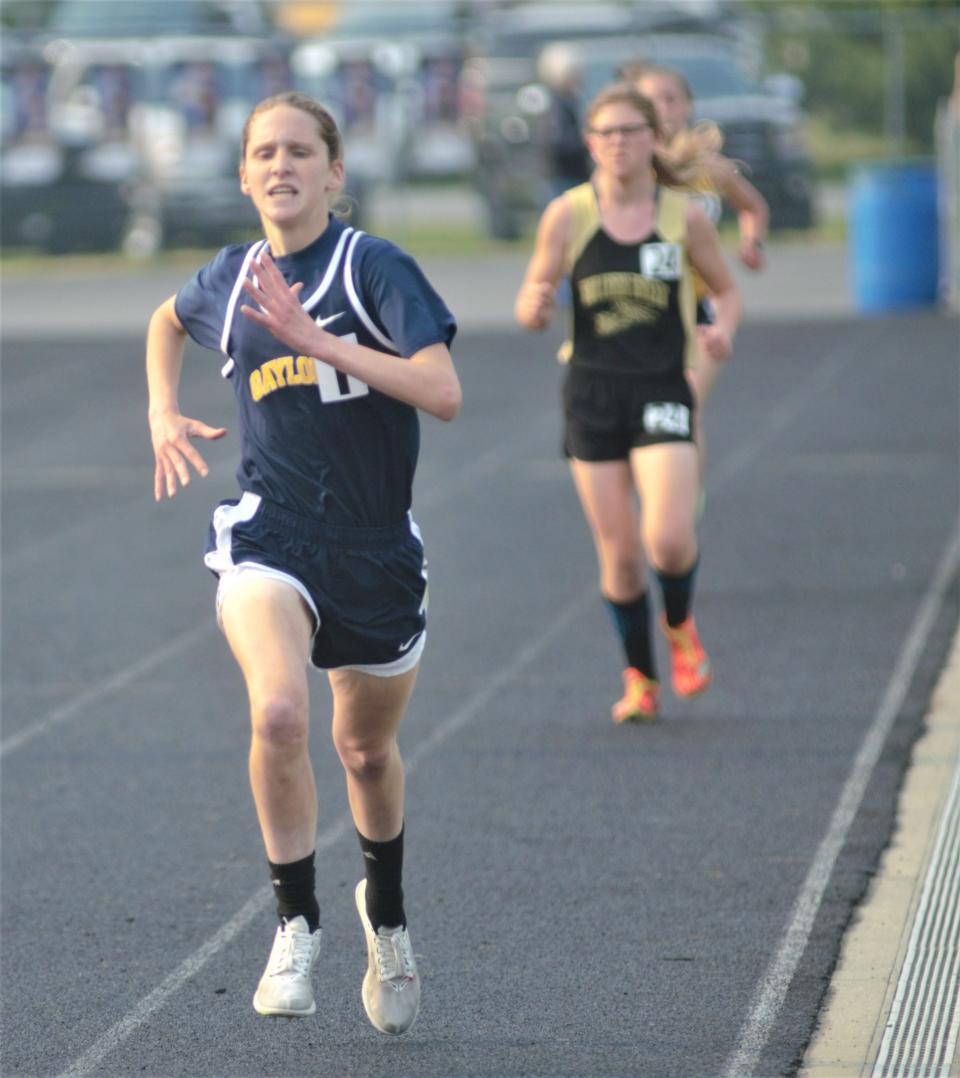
left=175, top=217, right=457, bottom=528
left=560, top=183, right=696, bottom=378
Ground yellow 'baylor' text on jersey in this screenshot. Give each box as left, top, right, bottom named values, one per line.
left=560, top=182, right=697, bottom=378
left=174, top=217, right=456, bottom=528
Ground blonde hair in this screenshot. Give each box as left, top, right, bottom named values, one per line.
left=241, top=91, right=353, bottom=219
left=629, top=65, right=729, bottom=174
left=584, top=83, right=715, bottom=189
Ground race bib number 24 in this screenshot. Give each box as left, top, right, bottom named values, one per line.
left=643, top=402, right=691, bottom=437
left=640, top=242, right=682, bottom=281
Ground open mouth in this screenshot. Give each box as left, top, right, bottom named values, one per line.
left=268, top=185, right=298, bottom=197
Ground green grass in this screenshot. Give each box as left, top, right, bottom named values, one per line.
left=0, top=226, right=529, bottom=277
left=370, top=221, right=527, bottom=258
left=2, top=188, right=848, bottom=278
left=0, top=245, right=221, bottom=275
left=0, top=218, right=526, bottom=276
left=807, top=115, right=926, bottom=182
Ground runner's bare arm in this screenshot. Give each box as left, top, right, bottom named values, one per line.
left=146, top=296, right=227, bottom=501
left=686, top=204, right=743, bottom=361
left=708, top=153, right=769, bottom=270
left=514, top=196, right=572, bottom=331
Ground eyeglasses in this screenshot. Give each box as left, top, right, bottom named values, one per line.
left=588, top=122, right=652, bottom=139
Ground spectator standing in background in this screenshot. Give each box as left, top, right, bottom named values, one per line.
left=538, top=42, right=593, bottom=203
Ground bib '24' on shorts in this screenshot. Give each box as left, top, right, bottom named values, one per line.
left=204, top=492, right=428, bottom=675
left=562, top=365, right=696, bottom=461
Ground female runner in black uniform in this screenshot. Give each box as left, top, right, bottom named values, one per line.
left=146, top=92, right=460, bottom=1035
left=632, top=63, right=767, bottom=475
left=515, top=83, right=741, bottom=723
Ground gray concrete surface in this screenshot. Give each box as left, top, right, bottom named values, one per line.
left=802, top=626, right=960, bottom=1075
left=1, top=176, right=855, bottom=339
left=0, top=236, right=854, bottom=339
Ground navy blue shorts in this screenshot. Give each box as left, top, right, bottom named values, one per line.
left=204, top=493, right=428, bottom=674
left=562, top=367, right=696, bottom=461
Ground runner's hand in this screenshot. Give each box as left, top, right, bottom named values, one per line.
left=739, top=237, right=766, bottom=271
left=240, top=252, right=318, bottom=357
left=516, top=281, right=556, bottom=330
left=697, top=324, right=733, bottom=362
left=150, top=410, right=226, bottom=501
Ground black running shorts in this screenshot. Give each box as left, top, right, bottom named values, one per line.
left=562, top=366, right=696, bottom=461
left=204, top=493, right=427, bottom=673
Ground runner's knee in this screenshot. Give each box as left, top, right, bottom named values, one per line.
left=333, top=733, right=394, bottom=781
left=598, top=545, right=643, bottom=595
left=250, top=689, right=309, bottom=751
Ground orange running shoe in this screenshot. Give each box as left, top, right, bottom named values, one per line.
left=662, top=616, right=712, bottom=697
left=611, top=668, right=660, bottom=723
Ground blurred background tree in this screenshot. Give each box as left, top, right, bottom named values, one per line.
left=743, top=0, right=960, bottom=156
left=1, top=0, right=57, bottom=30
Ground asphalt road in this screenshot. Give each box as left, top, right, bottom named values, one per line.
left=1, top=299, right=958, bottom=1076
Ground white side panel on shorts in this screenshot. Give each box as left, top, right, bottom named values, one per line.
left=203, top=491, right=262, bottom=574
left=407, top=512, right=429, bottom=613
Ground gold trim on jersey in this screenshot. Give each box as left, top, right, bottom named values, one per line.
left=558, top=182, right=697, bottom=369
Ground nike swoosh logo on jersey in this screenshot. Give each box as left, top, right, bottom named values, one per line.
left=315, top=311, right=345, bottom=329
left=397, top=632, right=422, bottom=654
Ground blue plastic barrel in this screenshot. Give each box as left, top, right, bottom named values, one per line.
left=849, top=161, right=940, bottom=313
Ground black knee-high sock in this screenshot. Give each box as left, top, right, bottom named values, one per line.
left=655, top=560, right=699, bottom=628
left=604, top=592, right=656, bottom=678
left=268, top=851, right=320, bottom=932
left=357, top=826, right=405, bottom=930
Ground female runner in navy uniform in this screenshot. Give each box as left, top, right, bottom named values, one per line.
left=146, top=92, right=460, bottom=1034
left=515, top=83, right=741, bottom=723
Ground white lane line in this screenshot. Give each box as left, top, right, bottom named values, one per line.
left=2, top=328, right=847, bottom=758
left=708, top=325, right=864, bottom=493
left=723, top=523, right=960, bottom=1078
left=0, top=621, right=214, bottom=758
left=56, top=815, right=349, bottom=1078
left=414, top=408, right=559, bottom=511
left=2, top=416, right=560, bottom=755
left=56, top=587, right=595, bottom=1078
left=49, top=325, right=916, bottom=1074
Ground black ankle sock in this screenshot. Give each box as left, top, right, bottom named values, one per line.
left=655, top=560, right=699, bottom=628
left=357, top=826, right=405, bottom=930
left=604, top=592, right=656, bottom=678
left=268, top=852, right=320, bottom=932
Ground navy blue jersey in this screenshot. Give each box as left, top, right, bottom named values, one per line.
left=175, top=217, right=457, bottom=527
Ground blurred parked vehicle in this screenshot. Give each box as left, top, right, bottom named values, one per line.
left=1, top=33, right=136, bottom=253
left=0, top=0, right=301, bottom=255
left=39, top=34, right=294, bottom=255
left=464, top=28, right=813, bottom=238
left=291, top=1, right=475, bottom=185
left=44, top=0, right=272, bottom=38
left=460, top=4, right=726, bottom=239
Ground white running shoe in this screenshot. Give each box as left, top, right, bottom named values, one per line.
left=253, top=915, right=322, bottom=1017
left=354, top=879, right=420, bottom=1035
